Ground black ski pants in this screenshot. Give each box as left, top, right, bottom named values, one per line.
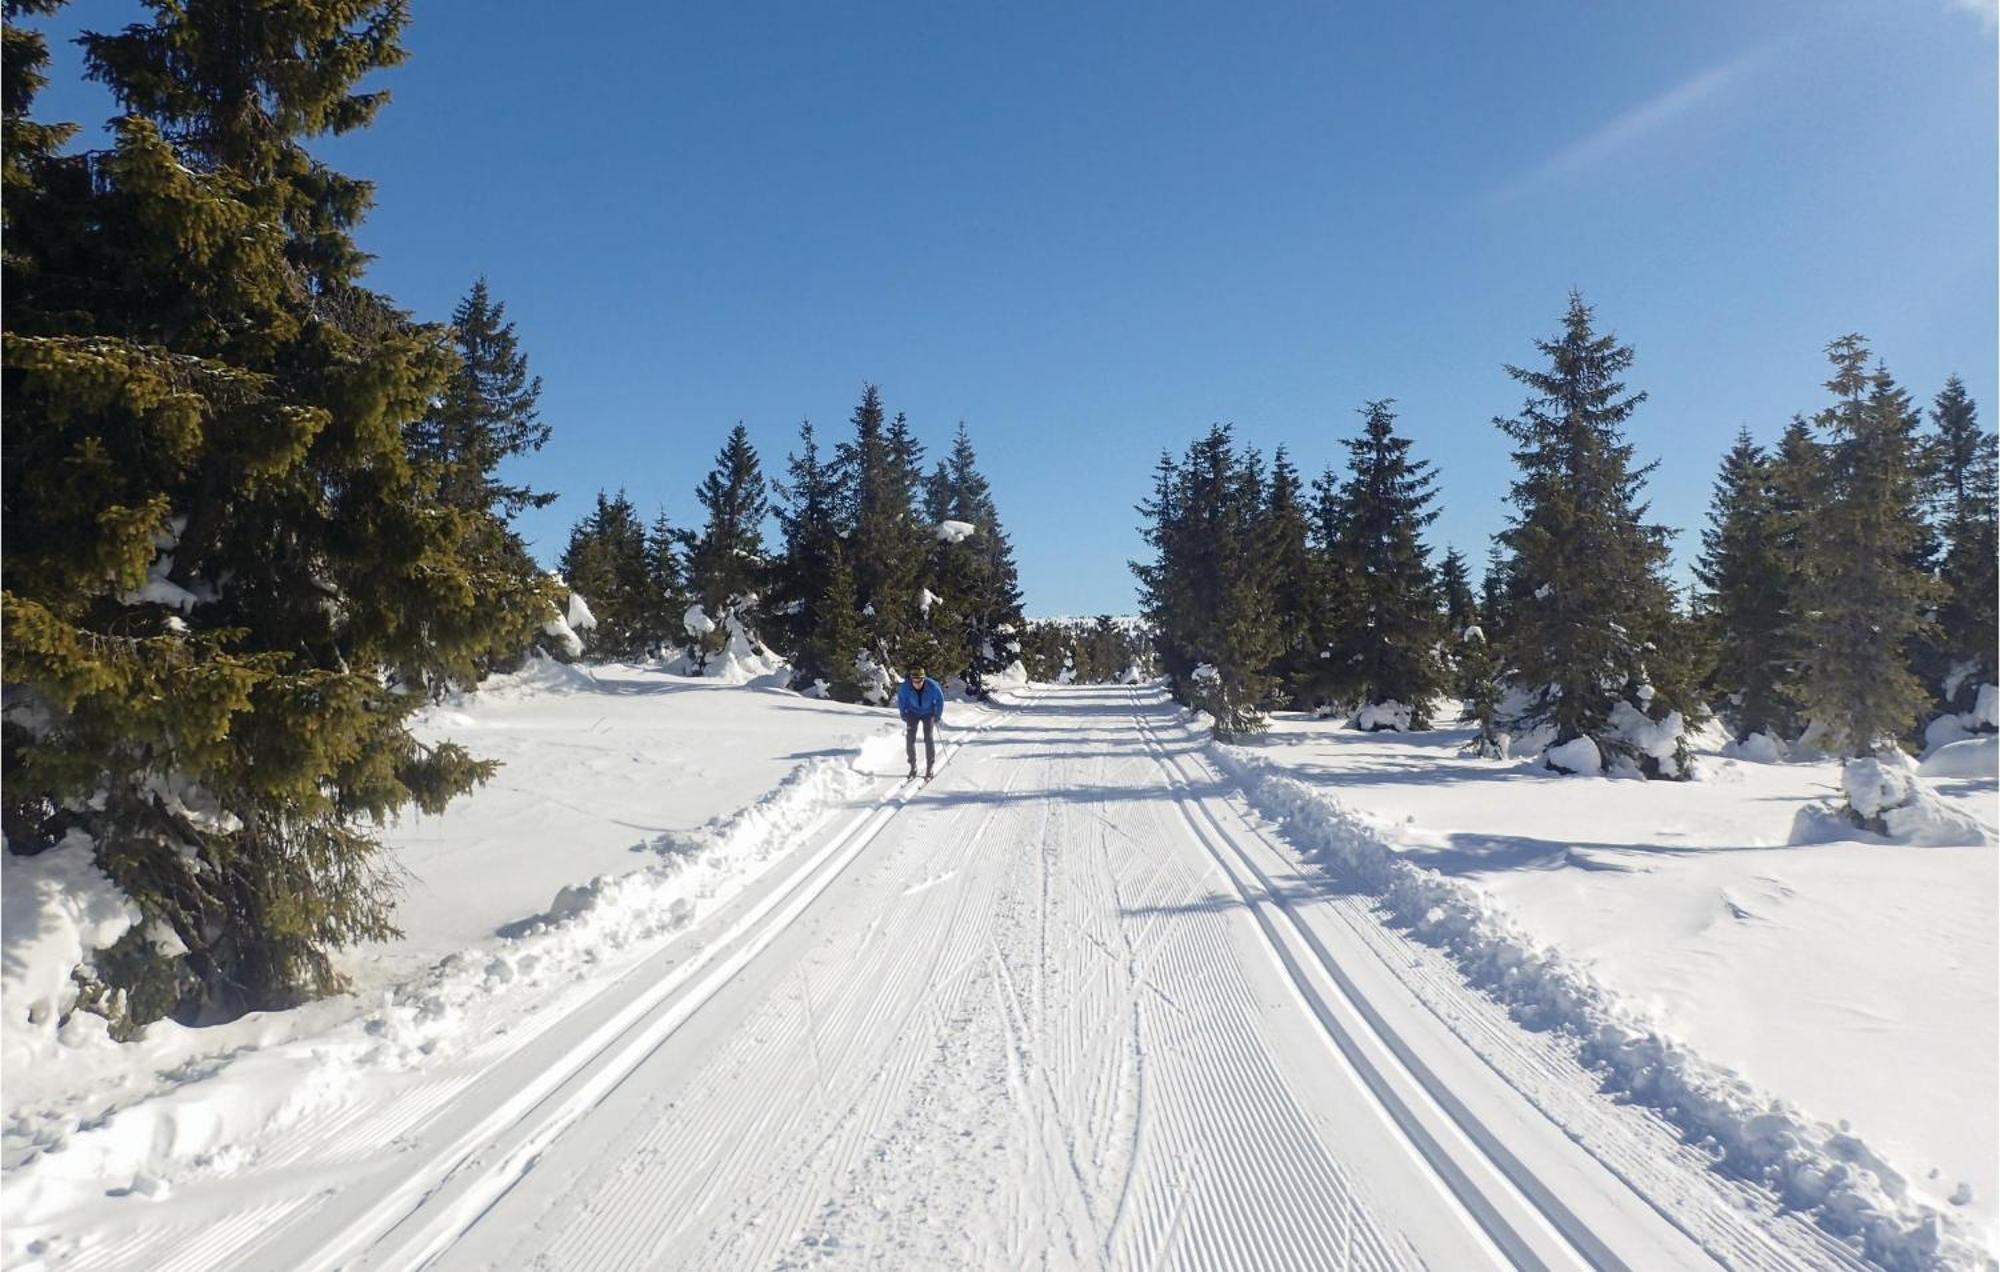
left=903, top=714, right=936, bottom=773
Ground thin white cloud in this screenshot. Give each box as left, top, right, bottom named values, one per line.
left=1486, top=53, right=1761, bottom=207
left=1946, top=0, right=1998, bottom=33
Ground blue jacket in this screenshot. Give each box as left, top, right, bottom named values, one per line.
left=897, top=677, right=945, bottom=720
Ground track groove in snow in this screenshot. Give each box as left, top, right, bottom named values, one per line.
left=16, top=685, right=1924, bottom=1270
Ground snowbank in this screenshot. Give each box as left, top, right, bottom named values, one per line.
left=1352, top=700, right=1413, bottom=732
left=1, top=831, right=141, bottom=1056
left=1, top=729, right=884, bottom=1248
left=1922, top=736, right=2000, bottom=781
left=1829, top=754, right=1992, bottom=847
left=1204, top=737, right=1987, bottom=1269
left=1543, top=736, right=1602, bottom=776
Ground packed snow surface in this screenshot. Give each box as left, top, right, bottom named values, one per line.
left=4, top=681, right=1991, bottom=1269
left=1243, top=710, right=1997, bottom=1256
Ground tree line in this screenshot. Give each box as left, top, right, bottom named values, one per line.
left=551, top=388, right=1026, bottom=703
left=1136, top=294, right=1996, bottom=778
left=0, top=0, right=1028, bottom=1029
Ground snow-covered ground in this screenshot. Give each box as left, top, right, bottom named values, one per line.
left=354, top=657, right=898, bottom=986
left=3, top=676, right=1993, bottom=1270
left=1237, top=714, right=1999, bottom=1246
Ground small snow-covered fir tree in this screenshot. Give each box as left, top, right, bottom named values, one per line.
left=559, top=491, right=654, bottom=659
left=682, top=424, right=770, bottom=673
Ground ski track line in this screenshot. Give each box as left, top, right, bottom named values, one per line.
left=1179, top=699, right=1872, bottom=1270
left=1128, top=693, right=1593, bottom=1272
left=502, top=689, right=1418, bottom=1271
left=266, top=697, right=1026, bottom=1272
left=486, top=722, right=1047, bottom=1271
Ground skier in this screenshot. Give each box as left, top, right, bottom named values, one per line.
left=897, top=665, right=945, bottom=780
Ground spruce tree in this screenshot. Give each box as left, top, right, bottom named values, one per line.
left=1439, top=548, right=1476, bottom=639
left=1327, top=401, right=1445, bottom=727
left=682, top=423, right=769, bottom=671
left=838, top=386, right=926, bottom=669
left=1493, top=293, right=1690, bottom=774
left=410, top=279, right=553, bottom=518
left=3, top=0, right=553, bottom=1022
left=773, top=419, right=849, bottom=691
left=643, top=508, right=687, bottom=658
left=1134, top=427, right=1278, bottom=734
left=559, top=491, right=652, bottom=659
left=1926, top=378, right=1997, bottom=710
left=920, top=424, right=1025, bottom=695
left=1259, top=448, right=1321, bottom=708
left=1695, top=429, right=1801, bottom=741
left=1301, top=465, right=1351, bottom=705
left=1793, top=338, right=1941, bottom=754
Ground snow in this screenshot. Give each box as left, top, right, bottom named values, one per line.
left=1543, top=735, right=1603, bottom=775
left=0, top=831, right=140, bottom=1044
left=1237, top=711, right=1998, bottom=1254
left=1923, top=735, right=2000, bottom=780
left=1352, top=700, right=1413, bottom=731
left=1833, top=753, right=1993, bottom=846
left=565, top=589, right=596, bottom=631
left=0, top=665, right=946, bottom=1251
left=934, top=519, right=977, bottom=543
left=5, top=679, right=1993, bottom=1269
left=918, top=587, right=940, bottom=616
left=682, top=603, right=716, bottom=637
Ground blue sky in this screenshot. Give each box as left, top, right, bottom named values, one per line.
left=27, top=1, right=1998, bottom=615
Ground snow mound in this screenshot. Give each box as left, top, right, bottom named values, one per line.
left=1835, top=755, right=1991, bottom=847
left=2, top=831, right=141, bottom=1051
left=1205, top=740, right=1986, bottom=1268
left=1920, top=736, right=1999, bottom=781
left=1543, top=736, right=1602, bottom=776
left=1352, top=701, right=1412, bottom=732
left=1723, top=731, right=1788, bottom=764
left=1606, top=701, right=1686, bottom=776
left=935, top=520, right=977, bottom=544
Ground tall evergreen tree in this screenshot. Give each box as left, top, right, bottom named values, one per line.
left=643, top=507, right=686, bottom=658
left=1925, top=378, right=1998, bottom=711
left=3, top=0, right=553, bottom=1022
left=1133, top=426, right=1278, bottom=734
left=1695, top=429, right=1801, bottom=741
left=559, top=491, right=652, bottom=659
left=1793, top=338, right=1941, bottom=754
left=682, top=423, right=769, bottom=670
left=920, top=424, right=1025, bottom=696
left=409, top=278, right=552, bottom=518
left=1259, top=448, right=1321, bottom=707
left=773, top=420, right=851, bottom=692
left=1325, top=401, right=1445, bottom=726
left=1492, top=293, right=1690, bottom=775
left=838, top=386, right=927, bottom=669
left=1438, top=548, right=1476, bottom=639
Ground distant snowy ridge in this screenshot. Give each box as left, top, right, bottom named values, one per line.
left=1203, top=733, right=1988, bottom=1271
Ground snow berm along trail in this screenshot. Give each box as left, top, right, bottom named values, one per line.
left=10, top=685, right=1978, bottom=1269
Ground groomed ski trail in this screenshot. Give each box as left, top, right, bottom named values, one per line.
left=54, top=686, right=1877, bottom=1271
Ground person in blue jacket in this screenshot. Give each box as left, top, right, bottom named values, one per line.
left=897, top=666, right=945, bottom=779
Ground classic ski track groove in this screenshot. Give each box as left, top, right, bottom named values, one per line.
left=39, top=686, right=1881, bottom=1271
left=1137, top=689, right=1868, bottom=1272
left=1128, top=699, right=1572, bottom=1271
